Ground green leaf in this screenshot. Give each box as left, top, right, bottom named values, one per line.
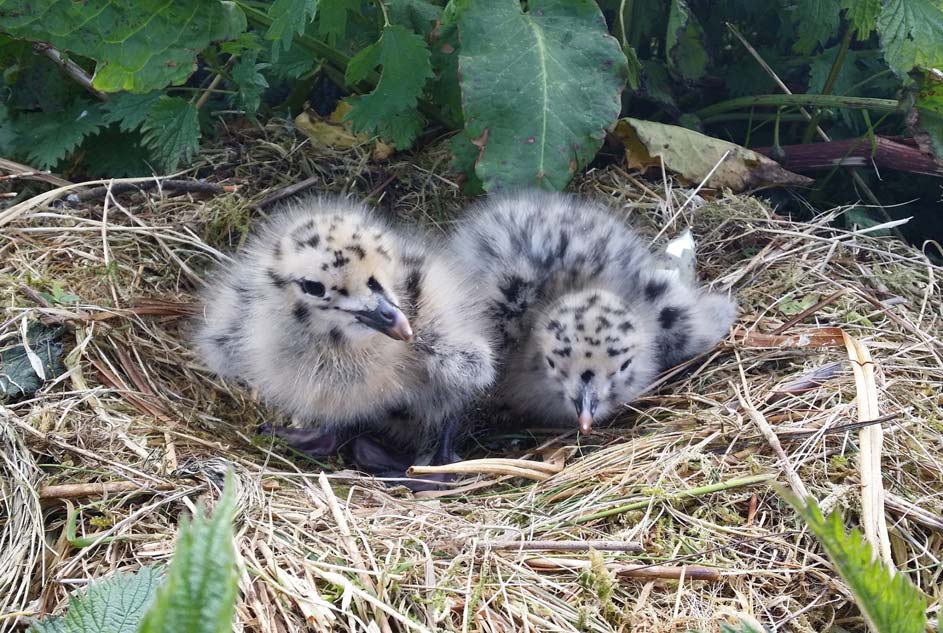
left=877, top=0, right=943, bottom=77
left=140, top=96, right=201, bottom=172
left=266, top=0, right=319, bottom=56
left=102, top=92, right=162, bottom=132
left=779, top=490, right=928, bottom=633
left=793, top=0, right=842, bottom=54
left=666, top=0, right=709, bottom=81
left=317, top=0, right=358, bottom=45
left=138, top=472, right=239, bottom=633
left=0, top=0, right=247, bottom=93
left=27, top=567, right=162, bottom=633
left=456, top=0, right=628, bottom=191
left=231, top=50, right=269, bottom=118
left=343, top=24, right=432, bottom=149
left=82, top=128, right=152, bottom=178
left=842, top=0, right=881, bottom=37
left=15, top=99, right=104, bottom=170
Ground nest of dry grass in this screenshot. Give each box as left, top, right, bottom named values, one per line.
left=1, top=121, right=942, bottom=633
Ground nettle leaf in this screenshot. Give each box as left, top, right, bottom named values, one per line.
left=317, top=0, right=358, bottom=45
left=102, top=92, right=162, bottom=132
left=343, top=24, right=432, bottom=149
left=877, top=0, right=943, bottom=77
left=780, top=491, right=927, bottom=633
left=140, top=96, right=201, bottom=172
left=27, top=567, right=162, bottom=633
left=231, top=50, right=269, bottom=118
left=456, top=0, right=628, bottom=191
left=138, top=473, right=239, bottom=633
left=0, top=0, right=246, bottom=93
left=266, top=0, right=318, bottom=56
left=794, top=0, right=842, bottom=54
left=842, top=0, right=881, bottom=37
left=666, top=0, right=709, bottom=81
left=16, top=99, right=105, bottom=169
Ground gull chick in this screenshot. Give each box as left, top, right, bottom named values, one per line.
left=449, top=190, right=736, bottom=434
left=194, top=195, right=496, bottom=484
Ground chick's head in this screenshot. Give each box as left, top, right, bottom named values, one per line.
left=265, top=211, right=412, bottom=342
left=530, top=289, right=657, bottom=433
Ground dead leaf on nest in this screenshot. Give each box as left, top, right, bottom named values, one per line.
left=294, top=102, right=395, bottom=161
left=613, top=117, right=812, bottom=191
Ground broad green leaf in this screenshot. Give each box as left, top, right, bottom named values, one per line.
left=842, top=0, right=881, bottom=36
left=231, top=51, right=269, bottom=118
left=912, top=68, right=943, bottom=158
left=102, top=92, right=162, bottom=132
left=266, top=0, right=318, bottom=56
left=82, top=128, right=152, bottom=178
left=0, top=323, right=64, bottom=402
left=16, top=100, right=105, bottom=170
left=0, top=0, right=246, bottom=93
left=456, top=0, right=628, bottom=191
left=450, top=132, right=483, bottom=194
left=343, top=24, right=432, bottom=149
left=877, top=0, right=943, bottom=77
left=666, top=0, right=709, bottom=81
left=138, top=473, right=239, bottom=633
left=779, top=490, right=927, bottom=633
left=794, top=0, right=842, bottom=54
left=27, top=567, right=162, bottom=633
left=140, top=96, right=201, bottom=172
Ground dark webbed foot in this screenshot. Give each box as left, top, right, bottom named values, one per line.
left=258, top=423, right=341, bottom=458
left=350, top=429, right=459, bottom=492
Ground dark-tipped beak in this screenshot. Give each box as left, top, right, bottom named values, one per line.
left=577, top=385, right=595, bottom=435
left=354, top=294, right=413, bottom=341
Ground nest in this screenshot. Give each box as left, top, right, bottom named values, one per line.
left=1, top=121, right=941, bottom=633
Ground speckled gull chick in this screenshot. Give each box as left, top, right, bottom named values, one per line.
left=447, top=190, right=736, bottom=434
left=194, top=195, right=496, bottom=486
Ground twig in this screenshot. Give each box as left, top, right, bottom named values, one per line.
left=407, top=457, right=563, bottom=481
left=484, top=540, right=643, bottom=552
left=0, top=158, right=74, bottom=188
left=771, top=289, right=848, bottom=334
left=574, top=473, right=775, bottom=523
left=523, top=557, right=721, bottom=581
left=18, top=285, right=53, bottom=309
left=39, top=481, right=176, bottom=500
left=256, top=175, right=323, bottom=209
left=33, top=42, right=108, bottom=102
left=70, top=179, right=233, bottom=203
left=735, top=383, right=811, bottom=500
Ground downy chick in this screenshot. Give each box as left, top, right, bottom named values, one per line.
left=449, top=190, right=736, bottom=434
left=194, top=195, right=496, bottom=484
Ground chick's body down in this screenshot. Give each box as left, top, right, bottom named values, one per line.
left=195, top=196, right=496, bottom=452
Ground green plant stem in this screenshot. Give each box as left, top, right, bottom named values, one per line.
left=574, top=473, right=775, bottom=524
left=237, top=2, right=352, bottom=71
left=802, top=26, right=854, bottom=144
left=695, top=94, right=902, bottom=119
left=701, top=112, right=814, bottom=125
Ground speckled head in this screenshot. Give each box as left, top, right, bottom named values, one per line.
left=529, top=288, right=658, bottom=432
left=262, top=206, right=413, bottom=342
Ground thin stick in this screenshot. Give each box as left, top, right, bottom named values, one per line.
left=407, top=458, right=560, bottom=481
left=33, top=42, right=108, bottom=102
left=485, top=540, right=643, bottom=553
left=72, top=179, right=232, bottom=203
left=574, top=473, right=775, bottom=523
left=39, top=481, right=176, bottom=499
left=523, top=557, right=721, bottom=581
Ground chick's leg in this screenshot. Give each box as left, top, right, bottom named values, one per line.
left=350, top=418, right=459, bottom=492
left=258, top=422, right=342, bottom=458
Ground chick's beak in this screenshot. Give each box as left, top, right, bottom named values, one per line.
left=354, top=294, right=413, bottom=341
left=577, top=385, right=595, bottom=435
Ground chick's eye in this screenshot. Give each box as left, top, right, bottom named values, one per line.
left=620, top=358, right=632, bottom=371
left=367, top=276, right=382, bottom=293
left=300, top=280, right=325, bottom=297
left=546, top=356, right=556, bottom=369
